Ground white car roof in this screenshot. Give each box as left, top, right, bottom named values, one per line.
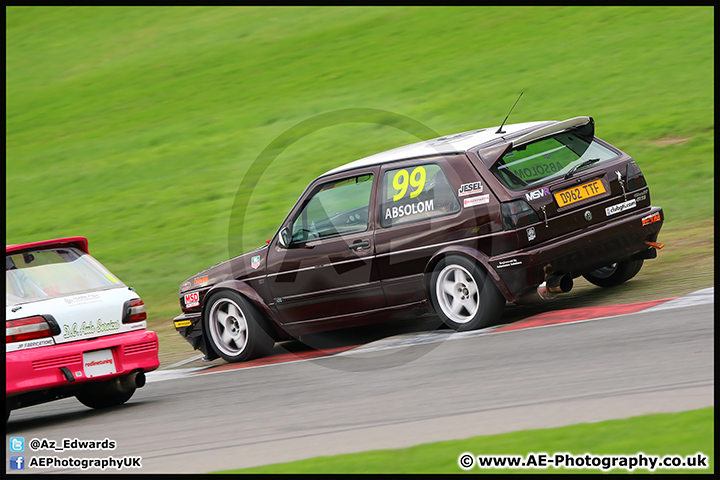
left=323, top=120, right=550, bottom=177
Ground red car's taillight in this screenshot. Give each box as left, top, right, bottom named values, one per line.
left=626, top=161, right=647, bottom=191
left=122, top=298, right=147, bottom=324
left=6, top=315, right=59, bottom=343
left=501, top=199, right=540, bottom=230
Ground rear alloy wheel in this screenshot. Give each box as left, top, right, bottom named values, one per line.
left=204, top=291, right=274, bottom=363
left=430, top=255, right=505, bottom=331
left=582, top=258, right=644, bottom=287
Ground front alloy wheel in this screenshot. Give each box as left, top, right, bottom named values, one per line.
left=204, top=291, right=274, bottom=363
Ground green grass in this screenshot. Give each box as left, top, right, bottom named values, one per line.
left=217, top=407, right=714, bottom=473
left=6, top=6, right=714, bottom=367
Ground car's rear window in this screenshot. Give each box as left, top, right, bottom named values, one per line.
left=6, top=247, right=125, bottom=306
left=491, top=126, right=619, bottom=190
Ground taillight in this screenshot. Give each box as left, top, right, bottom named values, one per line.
left=122, top=298, right=147, bottom=324
left=6, top=315, right=60, bottom=343
left=501, top=199, right=540, bottom=230
left=626, top=161, right=647, bottom=191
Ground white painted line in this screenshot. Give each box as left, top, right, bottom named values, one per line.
left=163, top=354, right=205, bottom=369
left=642, top=287, right=713, bottom=313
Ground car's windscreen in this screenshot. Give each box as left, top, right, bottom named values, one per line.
left=491, top=127, right=619, bottom=190
left=6, top=247, right=125, bottom=306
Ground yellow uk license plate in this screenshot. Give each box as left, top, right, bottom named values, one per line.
left=554, top=179, right=606, bottom=207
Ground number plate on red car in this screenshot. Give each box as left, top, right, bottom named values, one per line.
left=83, top=349, right=116, bottom=378
left=554, top=179, right=606, bottom=207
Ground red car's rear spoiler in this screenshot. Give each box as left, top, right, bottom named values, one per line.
left=6, top=236, right=89, bottom=255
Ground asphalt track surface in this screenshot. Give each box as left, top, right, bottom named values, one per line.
left=5, top=288, right=714, bottom=474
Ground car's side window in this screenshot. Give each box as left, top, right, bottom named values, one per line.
left=379, top=163, right=460, bottom=228
left=290, top=174, right=374, bottom=244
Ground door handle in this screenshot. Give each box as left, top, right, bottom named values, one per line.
left=349, top=240, right=370, bottom=250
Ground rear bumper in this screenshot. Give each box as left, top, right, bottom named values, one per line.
left=490, top=206, right=664, bottom=301
left=6, top=329, right=159, bottom=397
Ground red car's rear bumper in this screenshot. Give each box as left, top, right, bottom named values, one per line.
left=6, top=330, right=159, bottom=397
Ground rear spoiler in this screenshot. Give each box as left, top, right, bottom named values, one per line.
left=512, top=116, right=592, bottom=147
left=477, top=116, right=593, bottom=167
left=6, top=236, right=90, bottom=255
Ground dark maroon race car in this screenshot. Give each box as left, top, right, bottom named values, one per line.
left=173, top=116, right=664, bottom=362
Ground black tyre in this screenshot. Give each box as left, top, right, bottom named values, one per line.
left=429, top=255, right=505, bottom=331
left=204, top=290, right=275, bottom=363
left=76, top=381, right=135, bottom=409
left=582, top=258, right=644, bottom=287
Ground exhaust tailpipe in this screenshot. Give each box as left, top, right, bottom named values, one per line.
left=537, top=274, right=573, bottom=300
left=117, top=371, right=147, bottom=392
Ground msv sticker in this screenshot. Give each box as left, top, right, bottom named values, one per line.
left=463, top=195, right=490, bottom=208
left=525, top=187, right=550, bottom=202
left=458, top=181, right=483, bottom=197
left=251, top=255, right=261, bottom=269
left=605, top=199, right=637, bottom=216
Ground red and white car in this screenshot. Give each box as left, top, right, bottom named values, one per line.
left=6, top=237, right=159, bottom=420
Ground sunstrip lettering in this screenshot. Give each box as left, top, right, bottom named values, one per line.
left=510, top=162, right=563, bottom=180
left=384, top=200, right=434, bottom=220
left=605, top=199, right=637, bottom=216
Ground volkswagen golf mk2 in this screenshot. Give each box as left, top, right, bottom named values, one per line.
left=173, top=116, right=664, bottom=362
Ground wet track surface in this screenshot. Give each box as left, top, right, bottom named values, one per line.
left=5, top=288, right=714, bottom=474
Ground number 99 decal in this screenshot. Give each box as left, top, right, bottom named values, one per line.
left=392, top=166, right=426, bottom=201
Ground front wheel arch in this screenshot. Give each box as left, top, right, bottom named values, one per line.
left=202, top=289, right=275, bottom=363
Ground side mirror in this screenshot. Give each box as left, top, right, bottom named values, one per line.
left=278, top=227, right=290, bottom=249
